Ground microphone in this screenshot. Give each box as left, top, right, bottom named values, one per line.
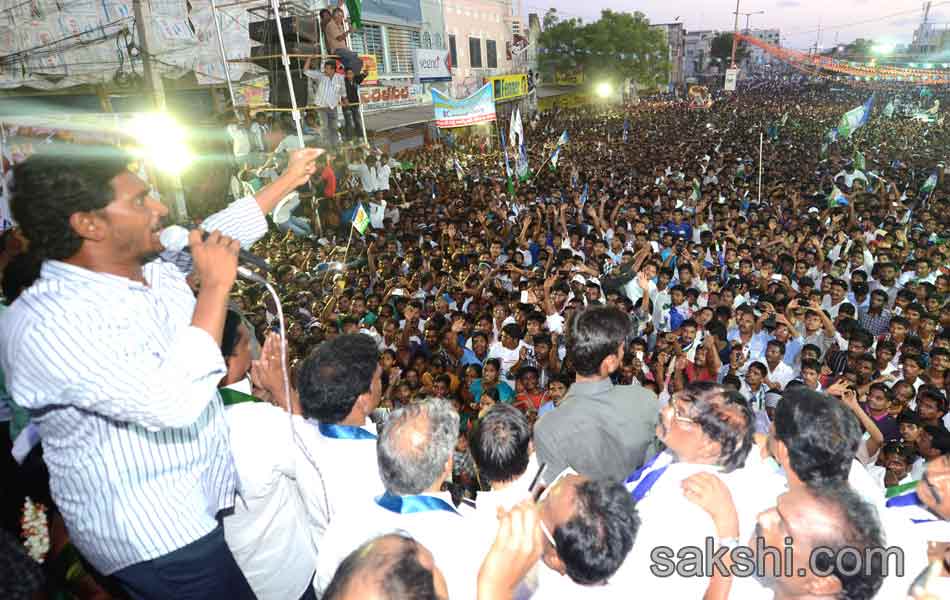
left=159, top=225, right=270, bottom=286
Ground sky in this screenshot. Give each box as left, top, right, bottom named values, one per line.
left=535, top=0, right=947, bottom=50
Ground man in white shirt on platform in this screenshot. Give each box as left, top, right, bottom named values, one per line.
left=623, top=382, right=785, bottom=598
left=313, top=399, right=492, bottom=600
left=223, top=333, right=385, bottom=599
left=304, top=58, right=345, bottom=147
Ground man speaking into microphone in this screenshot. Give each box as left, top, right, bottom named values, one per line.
left=0, top=144, right=319, bottom=599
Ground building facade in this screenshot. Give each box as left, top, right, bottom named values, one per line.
left=685, top=30, right=717, bottom=82
left=443, top=0, right=519, bottom=98
left=652, top=22, right=686, bottom=90
left=744, top=28, right=780, bottom=71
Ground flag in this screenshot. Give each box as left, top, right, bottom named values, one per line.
left=516, top=143, right=529, bottom=181
left=767, top=123, right=779, bottom=140
left=353, top=203, right=370, bottom=235
left=853, top=150, right=865, bottom=171
left=780, top=112, right=789, bottom=127
left=820, top=143, right=829, bottom=160
left=883, top=101, right=895, bottom=118
left=921, top=172, right=938, bottom=196
left=579, top=183, right=589, bottom=206
left=557, top=130, right=569, bottom=147
left=345, top=0, right=362, bottom=28
left=500, top=126, right=514, bottom=195
left=622, top=118, right=629, bottom=144
left=509, top=107, right=523, bottom=149
left=690, top=178, right=701, bottom=201
left=828, top=185, right=848, bottom=207
left=825, top=128, right=838, bottom=144
left=453, top=157, right=465, bottom=181
left=837, top=94, right=874, bottom=139
left=549, top=146, right=561, bottom=170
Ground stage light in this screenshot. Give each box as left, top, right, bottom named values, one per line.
left=872, top=43, right=894, bottom=55
left=129, top=113, right=195, bottom=176
left=595, top=82, right=612, bottom=98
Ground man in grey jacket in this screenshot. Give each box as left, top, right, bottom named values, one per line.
left=534, top=305, right=658, bottom=483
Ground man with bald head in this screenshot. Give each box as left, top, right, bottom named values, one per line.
left=314, top=398, right=492, bottom=599
left=323, top=534, right=448, bottom=600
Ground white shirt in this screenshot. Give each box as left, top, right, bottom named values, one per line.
left=764, top=361, right=795, bottom=390
left=348, top=162, right=382, bottom=193
left=473, top=453, right=538, bottom=519
left=223, top=403, right=317, bottom=600
left=249, top=122, right=268, bottom=152
left=624, top=451, right=786, bottom=598
left=313, top=492, right=493, bottom=600
left=305, top=70, right=345, bottom=109
left=227, top=123, right=251, bottom=157
left=488, top=341, right=524, bottom=388
left=0, top=196, right=267, bottom=574
left=291, top=416, right=384, bottom=544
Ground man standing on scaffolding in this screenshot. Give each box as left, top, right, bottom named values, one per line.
left=324, top=1, right=363, bottom=74
left=304, top=58, right=346, bottom=147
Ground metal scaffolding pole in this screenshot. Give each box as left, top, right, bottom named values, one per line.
left=209, top=0, right=239, bottom=116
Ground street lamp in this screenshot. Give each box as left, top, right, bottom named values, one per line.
left=736, top=10, right=765, bottom=33
left=595, top=82, right=612, bottom=98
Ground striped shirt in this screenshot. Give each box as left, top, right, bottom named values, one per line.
left=0, top=196, right=268, bottom=575
left=305, top=71, right=345, bottom=109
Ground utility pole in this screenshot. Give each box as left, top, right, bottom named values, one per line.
left=730, top=0, right=741, bottom=68
left=133, top=0, right=167, bottom=112
left=133, top=0, right=189, bottom=221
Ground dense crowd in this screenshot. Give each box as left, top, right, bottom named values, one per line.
left=1, top=78, right=950, bottom=600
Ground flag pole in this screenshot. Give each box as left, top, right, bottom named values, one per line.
left=757, top=132, right=764, bottom=203
left=340, top=222, right=356, bottom=271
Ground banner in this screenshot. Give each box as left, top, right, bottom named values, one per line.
left=360, top=54, right=380, bottom=85
left=724, top=68, right=739, bottom=91
left=554, top=69, right=584, bottom=85
left=432, top=83, right=496, bottom=128
left=359, top=84, right=428, bottom=112
left=487, top=74, right=528, bottom=102
left=413, top=48, right=452, bottom=83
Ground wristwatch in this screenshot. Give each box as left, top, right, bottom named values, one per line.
left=717, top=537, right=741, bottom=550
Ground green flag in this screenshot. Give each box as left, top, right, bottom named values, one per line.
left=921, top=172, right=938, bottom=196
left=345, top=0, right=362, bottom=28
left=853, top=150, right=865, bottom=171
left=353, top=203, right=370, bottom=235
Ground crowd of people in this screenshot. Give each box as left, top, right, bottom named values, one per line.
left=1, top=77, right=950, bottom=600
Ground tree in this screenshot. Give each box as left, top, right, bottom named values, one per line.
left=710, top=33, right=749, bottom=69
left=823, top=38, right=874, bottom=60
left=538, top=9, right=670, bottom=88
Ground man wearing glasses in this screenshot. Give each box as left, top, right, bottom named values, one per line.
left=622, top=382, right=784, bottom=598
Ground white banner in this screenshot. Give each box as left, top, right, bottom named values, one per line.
left=724, top=68, right=739, bottom=92
left=413, top=48, right=452, bottom=83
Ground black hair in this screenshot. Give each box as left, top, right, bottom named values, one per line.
left=566, top=306, right=631, bottom=377
left=297, top=333, right=380, bottom=423
left=554, top=479, right=640, bottom=585
left=774, top=387, right=861, bottom=487
left=221, top=309, right=246, bottom=358
left=682, top=383, right=754, bottom=472
left=1, top=251, right=42, bottom=302
left=469, top=404, right=531, bottom=485
left=11, top=146, right=132, bottom=260
left=324, top=534, right=440, bottom=600
left=501, top=322, right=524, bottom=341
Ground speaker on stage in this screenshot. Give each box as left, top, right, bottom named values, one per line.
left=269, top=71, right=309, bottom=109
